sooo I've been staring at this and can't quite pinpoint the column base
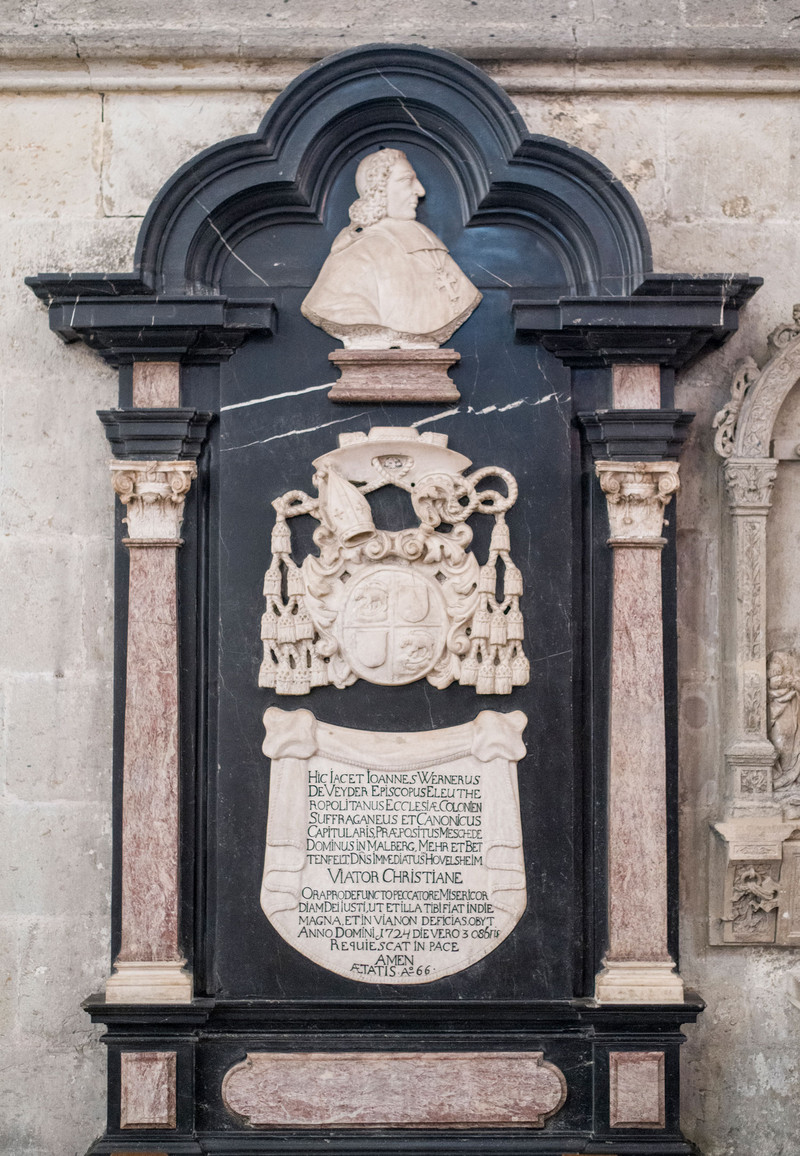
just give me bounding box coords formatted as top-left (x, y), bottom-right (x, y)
top-left (595, 959), bottom-right (684, 1004)
top-left (105, 959), bottom-right (193, 1004)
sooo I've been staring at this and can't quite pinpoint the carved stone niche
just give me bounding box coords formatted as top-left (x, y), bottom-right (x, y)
top-left (712, 307), bottom-right (800, 945)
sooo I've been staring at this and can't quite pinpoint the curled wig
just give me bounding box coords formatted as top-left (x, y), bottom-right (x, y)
top-left (348, 148), bottom-right (408, 229)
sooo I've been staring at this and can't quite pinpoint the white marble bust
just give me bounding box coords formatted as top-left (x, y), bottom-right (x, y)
top-left (301, 149), bottom-right (482, 350)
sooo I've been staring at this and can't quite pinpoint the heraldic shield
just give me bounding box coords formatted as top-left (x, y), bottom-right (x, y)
top-left (259, 426), bottom-right (529, 694)
top-left (342, 567), bottom-right (448, 683)
top-left (260, 707), bottom-right (528, 983)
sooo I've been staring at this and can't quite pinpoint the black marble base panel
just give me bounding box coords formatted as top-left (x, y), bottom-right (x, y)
top-left (84, 997), bottom-right (703, 1156)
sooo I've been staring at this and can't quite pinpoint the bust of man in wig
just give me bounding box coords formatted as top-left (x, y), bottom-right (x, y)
top-left (301, 148), bottom-right (482, 350)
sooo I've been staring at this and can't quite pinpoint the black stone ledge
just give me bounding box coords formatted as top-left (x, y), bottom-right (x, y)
top-left (22, 285), bottom-right (276, 366)
top-left (578, 990), bottom-right (705, 1030)
top-left (87, 1134), bottom-right (698, 1156)
top-left (26, 272), bottom-right (154, 299)
top-left (82, 995), bottom-right (704, 1035)
top-left (513, 274), bottom-right (762, 369)
top-left (87, 1141), bottom-right (202, 1156)
top-left (98, 408), bottom-right (215, 460)
top-left (82, 993), bottom-right (215, 1028)
top-left (577, 409), bottom-right (695, 461)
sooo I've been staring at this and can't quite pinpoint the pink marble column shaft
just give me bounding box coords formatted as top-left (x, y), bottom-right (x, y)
top-left (118, 545), bottom-right (181, 964)
top-left (608, 546), bottom-right (670, 962)
top-left (106, 459), bottom-right (196, 1003)
top-left (595, 459), bottom-right (684, 1004)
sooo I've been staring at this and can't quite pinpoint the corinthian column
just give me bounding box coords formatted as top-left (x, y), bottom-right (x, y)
top-left (105, 460), bottom-right (197, 1003)
top-left (595, 461), bottom-right (685, 1004)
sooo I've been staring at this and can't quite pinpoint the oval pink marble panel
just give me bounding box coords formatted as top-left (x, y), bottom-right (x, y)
top-left (222, 1050), bottom-right (566, 1128)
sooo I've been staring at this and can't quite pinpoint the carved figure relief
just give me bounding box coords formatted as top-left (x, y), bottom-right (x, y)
top-left (259, 427), bottom-right (529, 695)
top-left (768, 651), bottom-right (800, 791)
top-left (301, 149), bottom-right (482, 350)
top-left (729, 863), bottom-right (780, 941)
top-left (260, 707), bottom-right (528, 983)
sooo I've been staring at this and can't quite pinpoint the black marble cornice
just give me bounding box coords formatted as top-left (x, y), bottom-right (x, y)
top-left (513, 274), bottom-right (762, 368)
top-left (81, 994), bottom-right (703, 1034)
top-left (82, 994), bottom-right (215, 1028)
top-left (25, 272), bottom-right (152, 299)
top-left (578, 409), bottom-right (695, 461)
top-left (98, 408), bottom-right (214, 459)
top-left (22, 288), bottom-right (275, 366)
top-left (631, 273), bottom-right (761, 310)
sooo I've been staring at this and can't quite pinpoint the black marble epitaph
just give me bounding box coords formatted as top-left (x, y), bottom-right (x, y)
top-left (26, 43), bottom-right (759, 1156)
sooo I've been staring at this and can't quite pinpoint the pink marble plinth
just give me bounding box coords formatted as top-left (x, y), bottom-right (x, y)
top-left (609, 1051), bottom-right (665, 1128)
top-left (120, 1052), bottom-right (177, 1129)
top-left (222, 1051), bottom-right (567, 1128)
top-left (327, 348), bottom-right (461, 403)
top-left (612, 363), bottom-right (660, 409)
top-left (132, 361), bottom-right (180, 407)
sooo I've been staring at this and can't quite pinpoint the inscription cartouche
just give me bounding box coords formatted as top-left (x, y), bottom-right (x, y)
top-left (260, 708), bottom-right (528, 983)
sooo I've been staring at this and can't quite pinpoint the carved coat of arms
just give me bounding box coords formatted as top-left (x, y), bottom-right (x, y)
top-left (259, 427), bottom-right (529, 694)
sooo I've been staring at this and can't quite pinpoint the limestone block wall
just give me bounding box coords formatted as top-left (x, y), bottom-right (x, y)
top-left (1, 11), bottom-right (800, 1152)
top-left (2, 0), bottom-right (800, 61)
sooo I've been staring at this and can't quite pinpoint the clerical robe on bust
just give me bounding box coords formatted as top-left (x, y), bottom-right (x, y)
top-left (301, 148), bottom-right (482, 350)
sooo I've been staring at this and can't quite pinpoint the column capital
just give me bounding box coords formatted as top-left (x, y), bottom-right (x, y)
top-left (110, 459), bottom-right (197, 546)
top-left (596, 460), bottom-right (680, 546)
top-left (723, 457), bottom-right (778, 513)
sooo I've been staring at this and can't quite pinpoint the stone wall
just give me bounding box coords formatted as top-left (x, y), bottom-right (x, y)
top-left (2, 0), bottom-right (800, 60)
top-left (1, 13), bottom-right (799, 1154)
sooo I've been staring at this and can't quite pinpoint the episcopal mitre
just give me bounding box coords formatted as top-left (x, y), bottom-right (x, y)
top-left (301, 148), bottom-right (482, 350)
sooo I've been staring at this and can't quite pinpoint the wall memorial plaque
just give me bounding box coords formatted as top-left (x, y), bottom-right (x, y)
top-left (260, 707), bottom-right (527, 982)
top-left (26, 39), bottom-right (760, 1156)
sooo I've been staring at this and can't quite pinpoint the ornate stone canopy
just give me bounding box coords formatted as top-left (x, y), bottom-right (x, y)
top-left (712, 308), bottom-right (800, 946)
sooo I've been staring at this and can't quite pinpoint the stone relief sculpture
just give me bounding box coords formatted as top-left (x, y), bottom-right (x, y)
top-left (711, 307), bottom-right (800, 946)
top-left (768, 651), bottom-right (800, 791)
top-left (260, 707), bottom-right (528, 983)
top-left (301, 149), bottom-right (482, 350)
top-left (729, 863), bottom-right (780, 942)
top-left (259, 427), bottom-right (529, 695)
